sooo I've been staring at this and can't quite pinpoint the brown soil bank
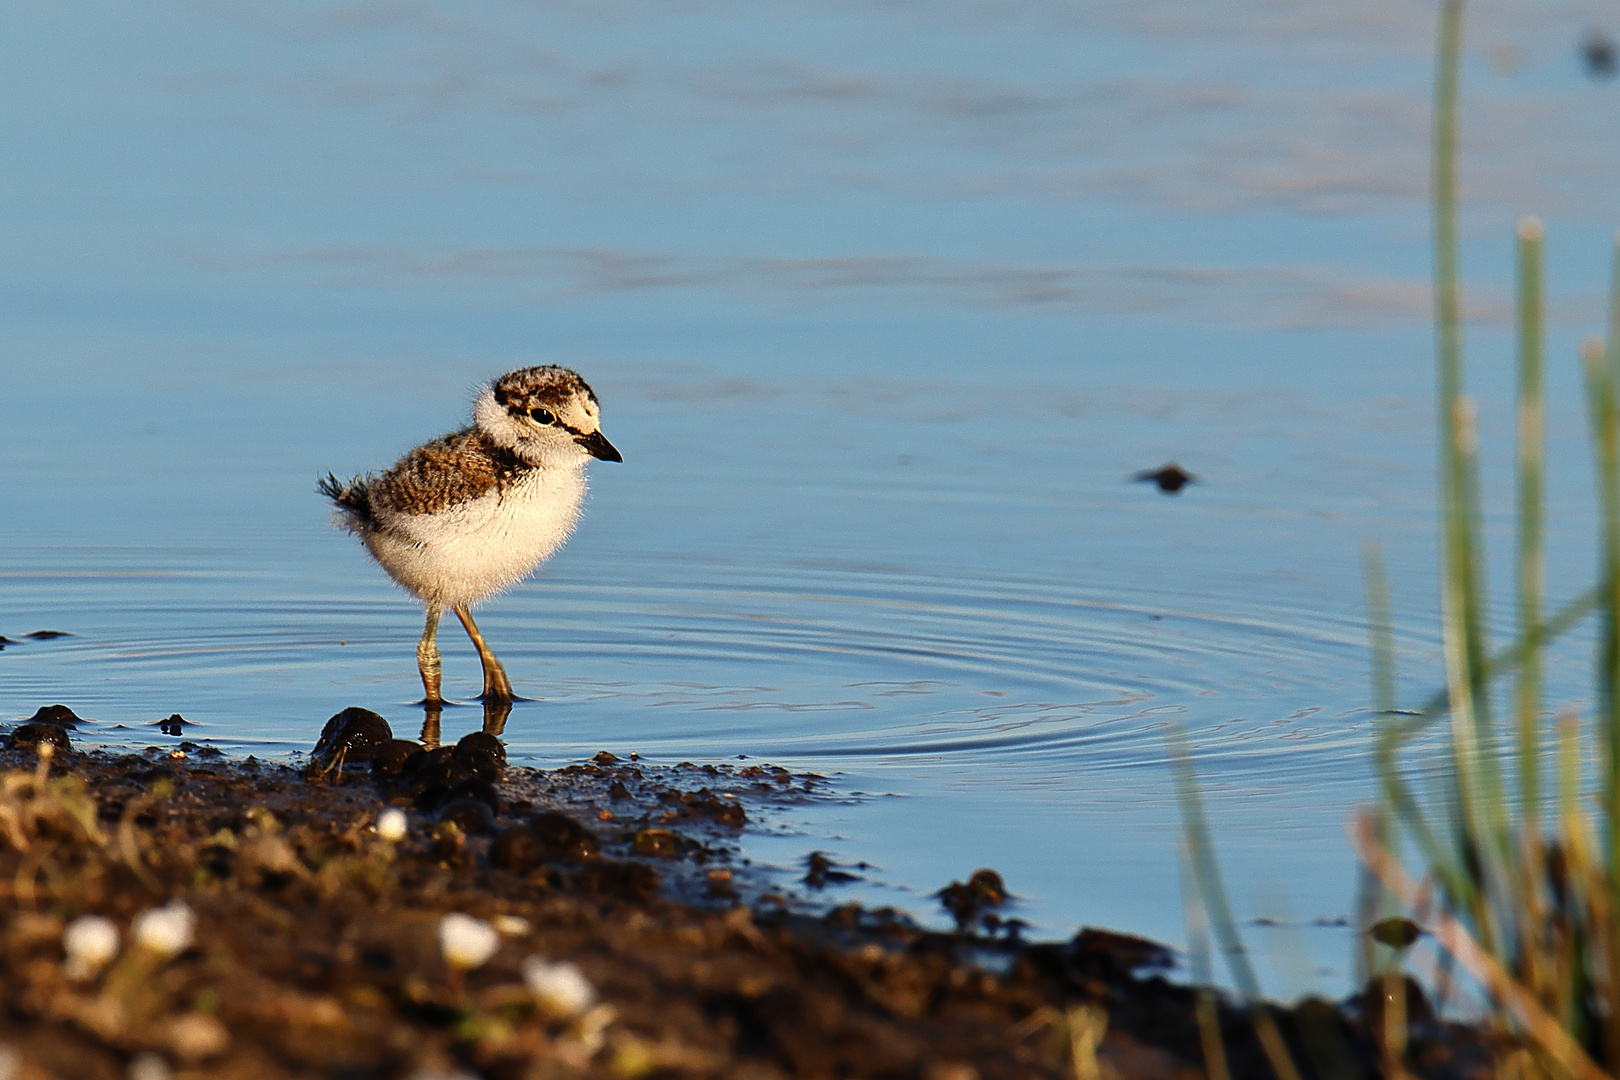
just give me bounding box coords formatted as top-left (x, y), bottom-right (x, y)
top-left (0, 705), bottom-right (1493, 1080)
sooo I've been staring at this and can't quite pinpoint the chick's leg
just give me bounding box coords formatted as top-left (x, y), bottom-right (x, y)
top-left (417, 604), bottom-right (445, 705)
top-left (453, 604), bottom-right (514, 702)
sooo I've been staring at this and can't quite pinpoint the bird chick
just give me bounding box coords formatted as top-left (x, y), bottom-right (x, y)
top-left (320, 366), bottom-right (622, 703)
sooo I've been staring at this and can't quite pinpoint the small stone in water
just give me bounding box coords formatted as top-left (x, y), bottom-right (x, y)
top-left (311, 707), bottom-right (392, 765)
top-left (25, 704), bottom-right (82, 728)
top-left (449, 741), bottom-right (502, 784)
top-left (937, 868), bottom-right (1009, 934)
top-left (438, 913), bottom-right (499, 971)
top-left (804, 851), bottom-right (861, 889)
top-left (455, 730), bottom-right (505, 764)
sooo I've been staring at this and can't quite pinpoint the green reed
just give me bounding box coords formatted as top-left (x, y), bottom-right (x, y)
top-left (1170, 1), bottom-right (1620, 1074)
top-left (1361, 0), bottom-right (1620, 1072)
top-left (1517, 216), bottom-right (1545, 826)
top-left (1169, 725), bottom-right (1304, 1080)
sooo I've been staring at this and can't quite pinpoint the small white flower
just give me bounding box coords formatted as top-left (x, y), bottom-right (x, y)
top-left (491, 914), bottom-right (531, 937)
top-left (127, 1052), bottom-right (172, 1080)
top-left (63, 915), bottom-right (120, 978)
top-left (133, 901), bottom-right (196, 958)
top-left (438, 913), bottom-right (499, 971)
top-left (377, 807), bottom-right (408, 843)
top-left (522, 956), bottom-right (597, 1017)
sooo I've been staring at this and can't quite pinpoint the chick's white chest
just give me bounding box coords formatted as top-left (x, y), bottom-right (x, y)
top-left (366, 465), bottom-right (587, 608)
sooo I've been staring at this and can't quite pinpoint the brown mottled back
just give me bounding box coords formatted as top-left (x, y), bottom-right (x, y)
top-left (363, 428), bottom-right (533, 517)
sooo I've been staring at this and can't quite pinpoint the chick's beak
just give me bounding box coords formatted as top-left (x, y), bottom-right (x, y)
top-left (576, 430), bottom-right (623, 463)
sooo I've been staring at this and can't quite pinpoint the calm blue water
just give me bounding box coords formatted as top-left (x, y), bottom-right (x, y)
top-left (5, 0), bottom-right (1620, 1001)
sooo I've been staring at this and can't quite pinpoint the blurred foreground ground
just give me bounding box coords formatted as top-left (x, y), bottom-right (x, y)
top-left (0, 705), bottom-right (1495, 1080)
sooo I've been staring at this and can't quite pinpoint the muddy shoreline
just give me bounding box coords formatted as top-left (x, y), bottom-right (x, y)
top-left (0, 705), bottom-right (1494, 1080)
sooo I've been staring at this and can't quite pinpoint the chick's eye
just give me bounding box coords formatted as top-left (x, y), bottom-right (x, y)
top-left (529, 407), bottom-right (556, 425)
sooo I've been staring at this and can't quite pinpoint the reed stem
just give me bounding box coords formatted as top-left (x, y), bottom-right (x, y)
top-left (1433, 0), bottom-right (1489, 733)
top-left (1167, 726), bottom-right (1304, 1080)
top-left (1516, 217), bottom-right (1545, 826)
top-left (1583, 335), bottom-right (1620, 894)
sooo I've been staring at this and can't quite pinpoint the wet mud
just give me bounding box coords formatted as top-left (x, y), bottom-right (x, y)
top-left (0, 704), bottom-right (1500, 1080)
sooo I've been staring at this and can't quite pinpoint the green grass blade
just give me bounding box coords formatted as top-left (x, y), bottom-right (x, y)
top-left (1432, 0), bottom-right (1490, 729)
top-left (1406, 585), bottom-right (1599, 728)
top-left (1432, 0), bottom-right (1464, 438)
top-left (1179, 841), bottom-right (1217, 988)
top-left (1582, 335), bottom-right (1620, 886)
top-left (1517, 217), bottom-right (1546, 826)
top-left (1167, 725), bottom-right (1305, 1080)
top-left (1374, 582), bottom-right (1601, 921)
top-left (1167, 725), bottom-right (1266, 1001)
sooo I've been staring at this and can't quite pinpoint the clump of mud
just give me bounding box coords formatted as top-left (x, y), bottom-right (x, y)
top-left (0, 705), bottom-right (1497, 1080)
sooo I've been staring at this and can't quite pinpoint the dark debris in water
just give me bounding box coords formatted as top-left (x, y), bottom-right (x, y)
top-left (1131, 462), bottom-right (1199, 494)
top-left (1583, 29), bottom-right (1618, 80)
top-left (803, 851), bottom-right (864, 889)
top-left (24, 630), bottom-right (72, 640)
top-left (937, 868), bottom-right (1011, 935)
top-left (0, 703), bottom-right (1507, 1080)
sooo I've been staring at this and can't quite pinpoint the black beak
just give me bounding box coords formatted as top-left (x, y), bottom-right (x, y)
top-left (576, 430), bottom-right (623, 463)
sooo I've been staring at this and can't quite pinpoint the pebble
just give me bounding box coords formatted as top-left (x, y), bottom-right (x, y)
top-left (532, 812), bottom-right (601, 860)
top-left (8, 724), bottom-right (71, 753)
top-left (24, 704), bottom-right (83, 727)
top-left (311, 707), bottom-right (393, 765)
top-left (436, 797), bottom-right (495, 836)
top-left (632, 828), bottom-right (681, 859)
top-left (370, 739), bottom-right (423, 775)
